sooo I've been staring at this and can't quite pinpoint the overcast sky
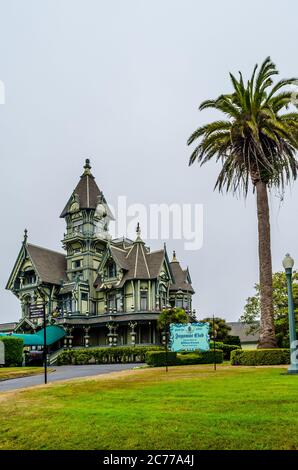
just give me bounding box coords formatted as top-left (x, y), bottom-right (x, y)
top-left (0, 0), bottom-right (297, 324)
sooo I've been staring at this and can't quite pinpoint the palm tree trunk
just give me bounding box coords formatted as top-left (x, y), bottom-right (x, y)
top-left (256, 181), bottom-right (277, 348)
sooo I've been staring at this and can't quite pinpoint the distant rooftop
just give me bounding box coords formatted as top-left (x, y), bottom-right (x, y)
top-left (227, 322), bottom-right (259, 343)
top-left (0, 322), bottom-right (17, 332)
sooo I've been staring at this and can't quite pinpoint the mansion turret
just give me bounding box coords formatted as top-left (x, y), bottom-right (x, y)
top-left (6, 159), bottom-right (195, 348)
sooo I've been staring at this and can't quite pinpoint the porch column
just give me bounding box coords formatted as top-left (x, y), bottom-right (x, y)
top-left (113, 324), bottom-right (118, 346)
top-left (84, 326), bottom-right (90, 348)
top-left (128, 321), bottom-right (137, 346)
top-left (107, 323), bottom-right (114, 346)
top-left (65, 327), bottom-right (74, 349)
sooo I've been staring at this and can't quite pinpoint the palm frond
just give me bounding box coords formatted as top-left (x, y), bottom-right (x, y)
top-left (188, 57), bottom-right (298, 196)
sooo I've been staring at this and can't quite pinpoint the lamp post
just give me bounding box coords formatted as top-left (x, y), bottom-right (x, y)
top-left (212, 315), bottom-right (217, 371)
top-left (282, 253), bottom-right (298, 374)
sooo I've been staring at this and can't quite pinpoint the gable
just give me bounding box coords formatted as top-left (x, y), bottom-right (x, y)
top-left (6, 244), bottom-right (30, 291)
top-left (6, 242), bottom-right (67, 291)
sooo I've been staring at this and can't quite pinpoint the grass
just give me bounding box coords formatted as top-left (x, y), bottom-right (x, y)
top-left (0, 367), bottom-right (46, 381)
top-left (0, 364), bottom-right (297, 450)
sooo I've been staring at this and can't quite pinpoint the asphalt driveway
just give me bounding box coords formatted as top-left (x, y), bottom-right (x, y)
top-left (0, 363), bottom-right (142, 392)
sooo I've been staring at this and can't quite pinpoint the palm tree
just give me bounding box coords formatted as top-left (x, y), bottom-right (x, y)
top-left (188, 57), bottom-right (298, 348)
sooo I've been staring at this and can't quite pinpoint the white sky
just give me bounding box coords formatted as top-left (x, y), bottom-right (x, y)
top-left (0, 0), bottom-right (297, 323)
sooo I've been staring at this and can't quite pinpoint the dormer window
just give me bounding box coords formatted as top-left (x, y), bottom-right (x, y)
top-left (23, 270), bottom-right (36, 286)
top-left (107, 262), bottom-right (117, 278)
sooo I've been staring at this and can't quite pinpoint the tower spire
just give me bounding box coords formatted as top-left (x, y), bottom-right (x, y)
top-left (83, 158), bottom-right (92, 175)
top-left (134, 222), bottom-right (144, 244)
top-left (23, 228), bottom-right (28, 244)
top-left (172, 250), bottom-right (178, 262)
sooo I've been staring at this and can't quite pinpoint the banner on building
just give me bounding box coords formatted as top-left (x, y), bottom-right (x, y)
top-left (169, 322), bottom-right (210, 352)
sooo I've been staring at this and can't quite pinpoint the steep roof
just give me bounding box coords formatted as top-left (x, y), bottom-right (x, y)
top-left (114, 244), bottom-right (165, 285)
top-left (60, 159), bottom-right (109, 218)
top-left (169, 258), bottom-right (194, 293)
top-left (27, 244), bottom-right (67, 285)
top-left (95, 233), bottom-right (168, 290)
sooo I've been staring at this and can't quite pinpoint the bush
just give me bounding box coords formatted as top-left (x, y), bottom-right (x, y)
top-left (57, 345), bottom-right (162, 365)
top-left (177, 349), bottom-right (223, 365)
top-left (145, 349), bottom-right (223, 367)
top-left (231, 348), bottom-right (290, 366)
top-left (145, 351), bottom-right (177, 367)
top-left (223, 335), bottom-right (241, 347)
top-left (0, 337), bottom-right (24, 366)
top-left (210, 341), bottom-right (241, 360)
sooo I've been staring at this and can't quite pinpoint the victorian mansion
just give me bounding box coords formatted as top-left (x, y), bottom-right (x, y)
top-left (5, 159), bottom-right (195, 348)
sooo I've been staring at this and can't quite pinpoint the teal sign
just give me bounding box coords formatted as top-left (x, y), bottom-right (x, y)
top-left (170, 322), bottom-right (210, 352)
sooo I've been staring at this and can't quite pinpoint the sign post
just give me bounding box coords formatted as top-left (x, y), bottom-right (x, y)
top-left (212, 315), bottom-right (217, 371)
top-left (29, 300), bottom-right (47, 384)
top-left (43, 301), bottom-right (47, 384)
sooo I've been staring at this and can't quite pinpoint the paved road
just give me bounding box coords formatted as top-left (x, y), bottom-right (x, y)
top-left (0, 363), bottom-right (142, 392)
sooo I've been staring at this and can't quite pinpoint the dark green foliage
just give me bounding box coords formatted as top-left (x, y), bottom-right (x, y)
top-left (231, 348), bottom-right (290, 366)
top-left (200, 317), bottom-right (231, 341)
top-left (177, 350), bottom-right (223, 365)
top-left (210, 341), bottom-right (241, 360)
top-left (188, 57), bottom-right (298, 195)
top-left (145, 351), bottom-right (178, 367)
top-left (57, 346), bottom-right (162, 365)
top-left (224, 336), bottom-right (241, 347)
top-left (157, 308), bottom-right (189, 331)
top-left (241, 271), bottom-right (298, 347)
top-left (0, 337), bottom-right (24, 366)
top-left (145, 349), bottom-right (223, 366)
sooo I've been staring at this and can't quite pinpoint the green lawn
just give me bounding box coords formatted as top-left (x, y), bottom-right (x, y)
top-left (0, 367), bottom-right (46, 381)
top-left (0, 364), bottom-right (297, 450)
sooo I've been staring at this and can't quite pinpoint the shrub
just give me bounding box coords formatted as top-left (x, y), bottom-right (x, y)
top-left (210, 341), bottom-right (241, 360)
top-left (223, 335), bottom-right (241, 347)
top-left (231, 348), bottom-right (290, 366)
top-left (145, 351), bottom-right (177, 367)
top-left (145, 349), bottom-right (223, 366)
top-left (57, 345), bottom-right (162, 365)
top-left (177, 349), bottom-right (223, 365)
top-left (0, 337), bottom-right (24, 366)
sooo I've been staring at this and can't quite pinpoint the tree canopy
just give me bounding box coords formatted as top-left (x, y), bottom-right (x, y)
top-left (200, 317), bottom-right (231, 341)
top-left (240, 271), bottom-right (298, 347)
top-left (157, 308), bottom-right (189, 330)
top-left (188, 56), bottom-right (298, 196)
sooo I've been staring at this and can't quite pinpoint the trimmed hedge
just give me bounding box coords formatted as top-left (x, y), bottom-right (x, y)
top-left (210, 341), bottom-right (241, 360)
top-left (145, 349), bottom-right (223, 367)
top-left (231, 348), bottom-right (290, 366)
top-left (178, 349), bottom-right (223, 365)
top-left (0, 337), bottom-right (24, 366)
top-left (145, 351), bottom-right (178, 367)
top-left (57, 346), bottom-right (163, 365)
